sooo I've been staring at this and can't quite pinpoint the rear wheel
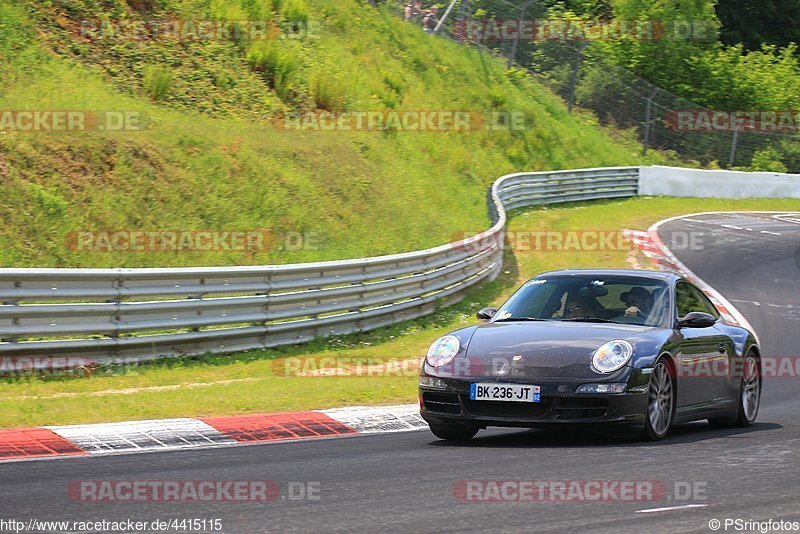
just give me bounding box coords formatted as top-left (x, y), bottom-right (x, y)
top-left (640, 359), bottom-right (675, 441)
top-left (709, 351), bottom-right (761, 428)
top-left (429, 424), bottom-right (478, 442)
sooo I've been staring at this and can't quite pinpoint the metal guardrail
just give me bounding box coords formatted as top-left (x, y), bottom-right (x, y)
top-left (0, 167), bottom-right (640, 366)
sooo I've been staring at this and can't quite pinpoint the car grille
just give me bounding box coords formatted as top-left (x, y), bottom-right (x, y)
top-left (553, 398), bottom-right (609, 420)
top-left (463, 398), bottom-right (553, 420)
top-left (422, 392), bottom-right (462, 415)
top-left (424, 394), bottom-right (610, 421)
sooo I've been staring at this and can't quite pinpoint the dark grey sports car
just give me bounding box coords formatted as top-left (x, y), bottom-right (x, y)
top-left (419, 270), bottom-right (761, 441)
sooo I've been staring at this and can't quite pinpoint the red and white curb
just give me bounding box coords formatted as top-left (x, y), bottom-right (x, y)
top-left (0, 405), bottom-right (425, 463)
top-left (624, 213), bottom-right (759, 342)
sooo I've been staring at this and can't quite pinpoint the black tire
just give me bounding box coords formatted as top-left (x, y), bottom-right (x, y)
top-left (709, 351), bottom-right (761, 428)
top-left (640, 358), bottom-right (675, 441)
top-left (429, 424), bottom-right (478, 442)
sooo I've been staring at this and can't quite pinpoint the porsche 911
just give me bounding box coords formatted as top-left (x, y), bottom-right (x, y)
top-left (419, 270), bottom-right (761, 441)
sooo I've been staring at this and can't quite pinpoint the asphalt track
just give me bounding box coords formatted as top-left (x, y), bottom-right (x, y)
top-left (1, 212), bottom-right (799, 534)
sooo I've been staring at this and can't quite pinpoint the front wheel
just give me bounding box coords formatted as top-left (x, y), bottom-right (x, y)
top-left (640, 359), bottom-right (675, 441)
top-left (429, 424), bottom-right (478, 442)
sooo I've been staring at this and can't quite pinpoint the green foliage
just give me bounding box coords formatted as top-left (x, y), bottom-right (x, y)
top-left (208, 0), bottom-right (274, 20)
top-left (308, 66), bottom-right (348, 112)
top-left (476, 0), bottom-right (800, 168)
top-left (750, 146), bottom-right (789, 173)
top-left (716, 0), bottom-right (800, 50)
top-left (678, 44), bottom-right (800, 110)
top-left (280, 0), bottom-right (309, 25)
top-left (247, 39), bottom-right (305, 101)
top-left (597, 0), bottom-right (720, 88)
top-left (142, 65), bottom-right (173, 101)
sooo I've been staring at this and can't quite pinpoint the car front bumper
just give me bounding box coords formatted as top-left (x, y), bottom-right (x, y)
top-left (419, 378), bottom-right (648, 429)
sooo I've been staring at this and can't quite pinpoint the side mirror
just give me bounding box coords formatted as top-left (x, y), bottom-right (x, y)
top-left (476, 307), bottom-right (497, 322)
top-left (677, 311), bottom-right (717, 329)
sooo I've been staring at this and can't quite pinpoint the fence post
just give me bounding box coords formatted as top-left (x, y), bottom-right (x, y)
top-left (458, 0), bottom-right (470, 24)
top-left (567, 42), bottom-right (588, 113)
top-left (728, 128), bottom-right (740, 168)
top-left (453, 0), bottom-right (470, 41)
top-left (642, 88), bottom-right (659, 156)
top-left (433, 0), bottom-right (459, 34)
top-left (508, 0), bottom-right (536, 68)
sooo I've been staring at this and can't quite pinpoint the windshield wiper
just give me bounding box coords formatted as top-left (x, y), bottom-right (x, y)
top-left (493, 317), bottom-right (549, 322)
top-left (560, 318), bottom-right (615, 323)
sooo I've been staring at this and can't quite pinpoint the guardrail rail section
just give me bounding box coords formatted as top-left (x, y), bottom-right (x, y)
top-left (0, 167), bottom-right (645, 366)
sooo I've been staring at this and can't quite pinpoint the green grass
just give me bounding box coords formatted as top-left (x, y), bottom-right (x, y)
top-left (3, 196), bottom-right (799, 428)
top-left (0, 0), bottom-right (673, 268)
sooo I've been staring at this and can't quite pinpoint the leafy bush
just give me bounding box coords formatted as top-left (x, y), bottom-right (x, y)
top-left (247, 39), bottom-right (305, 100)
top-left (280, 0), bottom-right (309, 26)
top-left (309, 69), bottom-right (348, 112)
top-left (750, 146), bottom-right (789, 173)
top-left (142, 65), bottom-right (173, 101)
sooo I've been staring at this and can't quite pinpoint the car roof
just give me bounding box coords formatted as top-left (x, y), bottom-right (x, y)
top-left (534, 269), bottom-right (681, 283)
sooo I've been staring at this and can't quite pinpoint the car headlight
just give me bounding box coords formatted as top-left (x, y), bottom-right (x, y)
top-left (592, 340), bottom-right (633, 374)
top-left (426, 335), bottom-right (460, 367)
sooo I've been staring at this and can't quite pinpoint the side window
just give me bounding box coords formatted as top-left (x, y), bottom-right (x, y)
top-left (675, 282), bottom-right (720, 319)
top-left (690, 286), bottom-right (721, 319)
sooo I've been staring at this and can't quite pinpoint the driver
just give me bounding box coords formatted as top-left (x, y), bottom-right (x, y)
top-left (621, 287), bottom-right (653, 318)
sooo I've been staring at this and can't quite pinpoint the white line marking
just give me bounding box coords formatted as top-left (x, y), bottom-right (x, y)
top-left (730, 300), bottom-right (761, 307)
top-left (635, 504), bottom-right (709, 514)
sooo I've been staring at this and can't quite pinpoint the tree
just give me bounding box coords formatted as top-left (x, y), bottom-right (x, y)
top-left (716, 0), bottom-right (800, 49)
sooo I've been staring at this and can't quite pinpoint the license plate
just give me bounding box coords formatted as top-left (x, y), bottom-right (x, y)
top-left (470, 383), bottom-right (541, 403)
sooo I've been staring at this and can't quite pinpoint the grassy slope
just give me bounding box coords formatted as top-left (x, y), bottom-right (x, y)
top-left (4, 196), bottom-right (800, 428)
top-left (0, 0), bottom-right (662, 268)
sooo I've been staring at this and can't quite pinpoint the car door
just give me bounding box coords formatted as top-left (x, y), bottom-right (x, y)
top-left (674, 282), bottom-right (731, 410)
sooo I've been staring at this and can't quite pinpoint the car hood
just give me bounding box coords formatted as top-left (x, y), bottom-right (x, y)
top-left (454, 321), bottom-right (661, 380)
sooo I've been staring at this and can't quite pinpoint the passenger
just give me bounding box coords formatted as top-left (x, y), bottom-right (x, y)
top-left (563, 297), bottom-right (594, 320)
top-left (423, 6), bottom-right (439, 33)
top-left (405, 2), bottom-right (421, 22)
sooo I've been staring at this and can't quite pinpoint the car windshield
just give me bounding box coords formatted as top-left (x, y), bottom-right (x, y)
top-left (493, 276), bottom-right (670, 328)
